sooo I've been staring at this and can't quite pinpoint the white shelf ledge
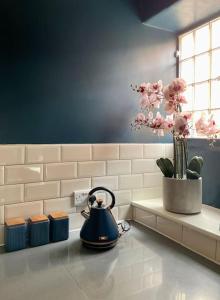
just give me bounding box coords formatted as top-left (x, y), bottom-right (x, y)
top-left (132, 198), bottom-right (220, 265)
top-left (132, 198), bottom-right (220, 240)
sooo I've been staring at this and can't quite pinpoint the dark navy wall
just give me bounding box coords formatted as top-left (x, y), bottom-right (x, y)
top-left (0, 0), bottom-right (176, 143)
top-left (188, 139), bottom-right (220, 208)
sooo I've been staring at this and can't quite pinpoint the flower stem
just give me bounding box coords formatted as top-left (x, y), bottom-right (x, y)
top-left (173, 135), bottom-right (177, 178)
top-left (183, 139), bottom-right (188, 171)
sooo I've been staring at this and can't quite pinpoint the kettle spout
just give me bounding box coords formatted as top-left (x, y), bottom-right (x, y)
top-left (81, 210), bottom-right (90, 219)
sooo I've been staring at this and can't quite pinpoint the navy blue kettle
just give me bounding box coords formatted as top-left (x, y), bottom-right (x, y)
top-left (80, 187), bottom-right (119, 249)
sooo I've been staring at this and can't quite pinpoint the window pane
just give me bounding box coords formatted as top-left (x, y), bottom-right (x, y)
top-left (180, 33), bottom-right (194, 59)
top-left (193, 110), bottom-right (207, 124)
top-left (180, 59), bottom-right (194, 84)
top-left (194, 82), bottom-right (209, 110)
top-left (211, 49), bottom-right (220, 78)
top-left (212, 109), bottom-right (220, 126)
top-left (211, 80), bottom-right (220, 108)
top-left (212, 19), bottom-right (220, 48)
top-left (182, 85), bottom-right (193, 111)
top-left (195, 25), bottom-right (210, 54)
top-left (195, 53), bottom-right (210, 82)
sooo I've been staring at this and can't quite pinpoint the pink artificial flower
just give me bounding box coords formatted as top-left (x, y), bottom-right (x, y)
top-left (195, 114), bottom-right (207, 135)
top-left (149, 80), bottom-right (163, 94)
top-left (174, 112), bottom-right (192, 137)
top-left (148, 93), bottom-right (161, 108)
top-left (206, 116), bottom-right (220, 135)
top-left (137, 82), bottom-right (149, 94)
top-left (139, 94), bottom-right (149, 109)
top-left (181, 112), bottom-right (192, 121)
top-left (163, 88), bottom-right (177, 115)
top-left (168, 78), bottom-right (187, 94)
top-left (148, 111), bottom-right (154, 120)
top-left (135, 113), bottom-right (146, 123)
top-left (134, 111), bottom-right (156, 129)
top-left (163, 116), bottom-right (174, 132)
top-left (150, 112), bottom-right (173, 136)
top-left (163, 81), bottom-right (188, 115)
top-left (195, 114), bottom-right (220, 137)
top-left (139, 91), bottom-right (162, 110)
top-left (134, 113), bottom-right (147, 128)
top-left (164, 100), bottom-right (177, 114)
top-left (176, 94), bottom-right (187, 104)
top-left (163, 86), bottom-right (175, 100)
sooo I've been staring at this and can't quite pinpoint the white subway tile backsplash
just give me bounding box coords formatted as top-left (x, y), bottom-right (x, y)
top-left (45, 162), bottom-right (77, 181)
top-left (0, 145), bottom-right (25, 165)
top-left (5, 165), bottom-right (43, 184)
top-left (119, 174), bottom-right (143, 190)
top-left (143, 144), bottom-right (165, 159)
top-left (26, 145), bottom-right (60, 163)
top-left (114, 190), bottom-right (132, 206)
top-left (92, 176), bottom-right (118, 190)
top-left (92, 144), bottom-right (119, 160)
top-left (0, 143), bottom-right (171, 234)
top-left (0, 206), bottom-right (4, 224)
top-left (44, 197), bottom-right (76, 215)
top-left (62, 144), bottom-right (91, 162)
top-left (0, 167), bottom-right (4, 185)
top-left (143, 173), bottom-right (162, 188)
top-left (107, 160), bottom-right (131, 175)
top-left (78, 161), bottom-right (105, 177)
top-left (165, 144), bottom-right (173, 158)
top-left (132, 187), bottom-right (162, 201)
top-left (0, 184), bottom-right (24, 205)
top-left (120, 144), bottom-right (143, 159)
top-left (132, 159), bottom-right (158, 174)
top-left (111, 207), bottom-right (118, 221)
top-left (25, 181), bottom-right (60, 201)
top-left (118, 205), bottom-right (132, 220)
top-left (61, 178), bottom-right (91, 197)
top-left (5, 201), bottom-right (43, 220)
top-left (69, 212), bottom-right (85, 230)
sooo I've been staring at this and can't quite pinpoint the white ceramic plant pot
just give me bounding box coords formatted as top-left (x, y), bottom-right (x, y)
top-left (163, 177), bottom-right (202, 214)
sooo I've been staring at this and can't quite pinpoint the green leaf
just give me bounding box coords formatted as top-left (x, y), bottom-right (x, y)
top-left (156, 158), bottom-right (174, 178)
top-left (186, 169), bottom-right (201, 180)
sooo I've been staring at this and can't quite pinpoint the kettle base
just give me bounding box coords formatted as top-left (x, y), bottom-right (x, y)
top-left (81, 238), bottom-right (118, 250)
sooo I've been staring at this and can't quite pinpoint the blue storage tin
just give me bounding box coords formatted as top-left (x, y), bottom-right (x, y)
top-left (5, 218), bottom-right (27, 252)
top-left (49, 212), bottom-right (69, 242)
top-left (29, 215), bottom-right (49, 247)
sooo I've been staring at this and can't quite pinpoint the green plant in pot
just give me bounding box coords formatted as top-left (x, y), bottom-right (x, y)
top-left (132, 78), bottom-right (220, 214)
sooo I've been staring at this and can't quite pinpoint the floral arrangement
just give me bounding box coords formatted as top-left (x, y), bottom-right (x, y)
top-left (132, 78), bottom-right (220, 179)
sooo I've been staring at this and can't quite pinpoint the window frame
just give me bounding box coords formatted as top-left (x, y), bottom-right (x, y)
top-left (178, 17), bottom-right (220, 135)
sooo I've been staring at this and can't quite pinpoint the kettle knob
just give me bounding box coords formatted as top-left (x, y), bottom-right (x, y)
top-left (96, 199), bottom-right (103, 208)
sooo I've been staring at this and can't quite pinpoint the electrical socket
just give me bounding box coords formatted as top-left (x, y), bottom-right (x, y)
top-left (74, 190), bottom-right (108, 207)
top-left (74, 190), bottom-right (89, 207)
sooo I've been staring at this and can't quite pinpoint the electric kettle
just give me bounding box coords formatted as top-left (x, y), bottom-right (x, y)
top-left (80, 187), bottom-right (119, 249)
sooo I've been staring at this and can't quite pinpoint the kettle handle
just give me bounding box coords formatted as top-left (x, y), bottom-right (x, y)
top-left (88, 186), bottom-right (115, 209)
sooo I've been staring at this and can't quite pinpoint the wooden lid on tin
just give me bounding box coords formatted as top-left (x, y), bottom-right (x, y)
top-left (5, 217), bottom-right (25, 227)
top-left (30, 214), bottom-right (48, 223)
top-left (49, 211), bottom-right (68, 220)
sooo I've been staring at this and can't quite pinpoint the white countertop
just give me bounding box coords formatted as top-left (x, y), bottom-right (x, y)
top-left (132, 198), bottom-right (220, 240)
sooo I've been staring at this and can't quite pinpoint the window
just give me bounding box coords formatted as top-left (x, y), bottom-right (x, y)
top-left (179, 17), bottom-right (220, 133)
